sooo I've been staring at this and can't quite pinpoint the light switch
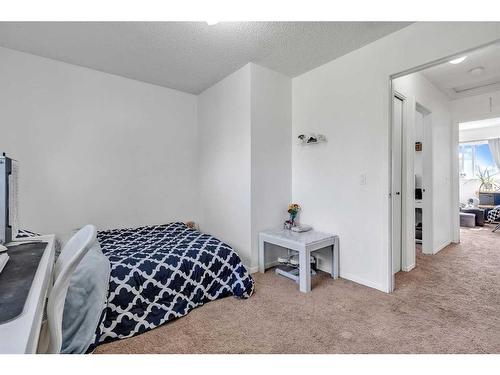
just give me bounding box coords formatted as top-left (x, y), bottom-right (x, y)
top-left (360, 174), bottom-right (367, 185)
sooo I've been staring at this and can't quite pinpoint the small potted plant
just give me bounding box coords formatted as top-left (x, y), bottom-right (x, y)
top-left (287, 203), bottom-right (301, 227)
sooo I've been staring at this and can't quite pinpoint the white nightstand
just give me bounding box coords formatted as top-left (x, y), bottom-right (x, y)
top-left (258, 229), bottom-right (339, 293)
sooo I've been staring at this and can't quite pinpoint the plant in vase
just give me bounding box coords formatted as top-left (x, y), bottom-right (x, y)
top-left (476, 167), bottom-right (500, 193)
top-left (287, 203), bottom-right (301, 227)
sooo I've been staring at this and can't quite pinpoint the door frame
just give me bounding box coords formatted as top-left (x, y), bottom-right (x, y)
top-left (392, 91), bottom-right (415, 274)
top-left (392, 92), bottom-right (405, 274)
top-left (387, 39), bottom-right (500, 293)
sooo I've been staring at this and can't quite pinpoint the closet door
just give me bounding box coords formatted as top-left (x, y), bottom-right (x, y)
top-left (392, 96), bottom-right (404, 274)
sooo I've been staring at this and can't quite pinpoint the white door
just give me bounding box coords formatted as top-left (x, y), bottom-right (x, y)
top-left (392, 96), bottom-right (403, 274)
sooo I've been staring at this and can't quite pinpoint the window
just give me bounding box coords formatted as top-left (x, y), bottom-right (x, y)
top-left (459, 141), bottom-right (499, 179)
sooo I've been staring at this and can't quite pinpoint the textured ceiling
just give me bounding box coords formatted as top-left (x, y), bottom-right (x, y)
top-left (0, 22), bottom-right (410, 94)
top-left (421, 41), bottom-right (500, 99)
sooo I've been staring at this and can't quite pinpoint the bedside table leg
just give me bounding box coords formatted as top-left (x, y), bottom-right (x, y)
top-left (299, 250), bottom-right (311, 293)
top-left (331, 237), bottom-right (339, 279)
top-left (258, 238), bottom-right (265, 273)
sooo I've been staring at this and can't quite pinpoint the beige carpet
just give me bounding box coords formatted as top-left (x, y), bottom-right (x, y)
top-left (95, 225), bottom-right (500, 354)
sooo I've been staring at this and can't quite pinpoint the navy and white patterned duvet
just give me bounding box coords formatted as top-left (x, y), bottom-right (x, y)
top-left (92, 222), bottom-right (254, 346)
top-left (488, 208), bottom-right (500, 222)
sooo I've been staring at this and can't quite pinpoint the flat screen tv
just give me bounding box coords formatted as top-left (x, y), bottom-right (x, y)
top-left (0, 154), bottom-right (18, 245)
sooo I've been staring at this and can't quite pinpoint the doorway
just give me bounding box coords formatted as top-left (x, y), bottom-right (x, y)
top-left (389, 40), bottom-right (500, 291)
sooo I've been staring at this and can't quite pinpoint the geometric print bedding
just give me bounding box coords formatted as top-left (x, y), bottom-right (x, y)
top-left (487, 208), bottom-right (500, 222)
top-left (92, 222), bottom-right (254, 347)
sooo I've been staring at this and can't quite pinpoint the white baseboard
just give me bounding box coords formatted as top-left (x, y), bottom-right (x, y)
top-left (339, 271), bottom-right (386, 293)
top-left (248, 260), bottom-right (279, 274)
top-left (402, 263), bottom-right (415, 272)
top-left (250, 262), bottom-right (387, 294)
top-left (433, 240), bottom-right (451, 255)
top-left (247, 265), bottom-right (259, 273)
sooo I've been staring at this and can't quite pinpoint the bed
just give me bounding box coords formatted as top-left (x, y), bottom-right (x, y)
top-left (88, 222), bottom-right (254, 348)
top-left (19, 222), bottom-right (254, 353)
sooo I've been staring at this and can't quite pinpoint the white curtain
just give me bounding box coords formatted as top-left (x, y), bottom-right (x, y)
top-left (489, 138), bottom-right (500, 170)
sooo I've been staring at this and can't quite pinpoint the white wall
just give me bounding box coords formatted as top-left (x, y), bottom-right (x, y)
top-left (292, 22), bottom-right (500, 292)
top-left (198, 65), bottom-right (252, 265)
top-left (452, 89), bottom-right (500, 123)
top-left (0, 47), bottom-right (199, 237)
top-left (1, 46), bottom-right (291, 270)
top-left (250, 64), bottom-right (292, 269)
top-left (459, 124), bottom-right (500, 142)
top-left (394, 72), bottom-right (453, 255)
top-left (198, 63), bottom-right (291, 270)
top-left (459, 180), bottom-right (481, 204)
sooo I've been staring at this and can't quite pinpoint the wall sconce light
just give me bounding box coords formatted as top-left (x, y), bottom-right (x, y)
top-left (298, 133), bottom-right (327, 145)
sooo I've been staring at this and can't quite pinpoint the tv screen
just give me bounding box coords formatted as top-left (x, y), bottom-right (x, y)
top-left (0, 154), bottom-right (19, 244)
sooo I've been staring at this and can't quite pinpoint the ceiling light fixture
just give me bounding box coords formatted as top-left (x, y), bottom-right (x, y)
top-left (449, 56), bottom-right (467, 64)
top-left (206, 20), bottom-right (219, 26)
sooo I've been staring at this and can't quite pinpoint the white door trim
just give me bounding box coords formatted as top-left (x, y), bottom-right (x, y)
top-left (401, 93), bottom-right (416, 272)
top-left (394, 91), bottom-right (417, 273)
top-left (387, 79), bottom-right (395, 293)
top-left (451, 120), bottom-right (461, 244)
top-left (392, 93), bottom-right (404, 274)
